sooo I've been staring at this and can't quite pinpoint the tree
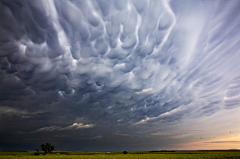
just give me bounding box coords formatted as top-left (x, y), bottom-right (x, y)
top-left (123, 151), bottom-right (128, 154)
top-left (40, 143), bottom-right (54, 154)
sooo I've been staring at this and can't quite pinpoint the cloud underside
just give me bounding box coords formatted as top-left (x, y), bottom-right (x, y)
top-left (0, 0), bottom-right (239, 129)
top-left (32, 123), bottom-right (95, 133)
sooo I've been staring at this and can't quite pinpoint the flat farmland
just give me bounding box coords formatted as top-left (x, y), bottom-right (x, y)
top-left (1, 150), bottom-right (240, 159)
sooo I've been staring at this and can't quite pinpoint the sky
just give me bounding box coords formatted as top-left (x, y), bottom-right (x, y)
top-left (0, 0), bottom-right (240, 151)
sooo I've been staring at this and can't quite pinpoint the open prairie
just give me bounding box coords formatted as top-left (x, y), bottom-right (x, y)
top-left (1, 150), bottom-right (240, 159)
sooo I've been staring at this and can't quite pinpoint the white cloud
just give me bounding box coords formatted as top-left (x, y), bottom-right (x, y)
top-left (31, 123), bottom-right (95, 133)
top-left (0, 106), bottom-right (43, 117)
top-left (0, 106), bottom-right (28, 115)
top-left (32, 125), bottom-right (61, 133)
top-left (60, 123), bottom-right (95, 130)
top-left (135, 88), bottom-right (153, 95)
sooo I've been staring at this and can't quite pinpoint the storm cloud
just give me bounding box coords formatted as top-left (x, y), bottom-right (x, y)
top-left (0, 0), bottom-right (240, 151)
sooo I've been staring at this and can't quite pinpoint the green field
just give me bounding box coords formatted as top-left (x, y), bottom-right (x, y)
top-left (1, 150), bottom-right (240, 159)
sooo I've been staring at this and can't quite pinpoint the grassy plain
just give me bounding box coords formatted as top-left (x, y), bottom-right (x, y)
top-left (0, 150), bottom-right (240, 159)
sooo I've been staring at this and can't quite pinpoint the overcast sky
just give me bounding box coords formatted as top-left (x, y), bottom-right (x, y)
top-left (0, 0), bottom-right (240, 151)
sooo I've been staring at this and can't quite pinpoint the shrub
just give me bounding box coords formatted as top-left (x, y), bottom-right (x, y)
top-left (123, 151), bottom-right (128, 154)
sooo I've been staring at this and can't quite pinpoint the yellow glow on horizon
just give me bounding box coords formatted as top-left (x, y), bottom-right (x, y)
top-left (176, 135), bottom-right (240, 150)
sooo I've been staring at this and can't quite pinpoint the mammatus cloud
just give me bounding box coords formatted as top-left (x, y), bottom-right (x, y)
top-left (0, 0), bottom-right (239, 125)
top-left (0, 0), bottom-right (240, 151)
top-left (31, 123), bottom-right (95, 133)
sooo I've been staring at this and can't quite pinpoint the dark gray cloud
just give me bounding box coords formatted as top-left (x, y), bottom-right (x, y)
top-left (0, 0), bottom-right (240, 151)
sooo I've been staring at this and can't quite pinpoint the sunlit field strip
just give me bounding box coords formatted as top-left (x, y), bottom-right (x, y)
top-left (1, 151), bottom-right (240, 159)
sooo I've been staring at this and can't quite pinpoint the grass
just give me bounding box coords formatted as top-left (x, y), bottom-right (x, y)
top-left (0, 150), bottom-right (240, 159)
